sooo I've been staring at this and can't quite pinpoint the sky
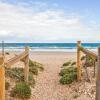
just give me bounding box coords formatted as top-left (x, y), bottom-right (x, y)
top-left (0, 0), bottom-right (100, 43)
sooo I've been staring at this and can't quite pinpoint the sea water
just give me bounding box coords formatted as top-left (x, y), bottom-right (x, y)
top-left (0, 43), bottom-right (99, 52)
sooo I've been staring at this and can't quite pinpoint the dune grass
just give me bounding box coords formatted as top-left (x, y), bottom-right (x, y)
top-left (5, 59), bottom-right (44, 99)
top-left (5, 60), bottom-right (44, 87)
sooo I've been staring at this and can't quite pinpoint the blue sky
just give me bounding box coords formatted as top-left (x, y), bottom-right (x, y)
top-left (2, 0), bottom-right (99, 13)
top-left (0, 0), bottom-right (100, 42)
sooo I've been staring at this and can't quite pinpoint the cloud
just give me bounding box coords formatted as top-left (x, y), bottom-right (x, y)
top-left (0, 1), bottom-right (99, 42)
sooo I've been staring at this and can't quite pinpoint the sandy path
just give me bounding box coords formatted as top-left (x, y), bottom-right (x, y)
top-left (5, 51), bottom-right (95, 100)
top-left (30, 52), bottom-right (76, 100)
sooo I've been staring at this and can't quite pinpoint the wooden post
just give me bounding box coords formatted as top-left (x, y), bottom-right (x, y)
top-left (0, 57), bottom-right (5, 100)
top-left (77, 41), bottom-right (81, 81)
top-left (96, 47), bottom-right (100, 100)
top-left (24, 47), bottom-right (29, 83)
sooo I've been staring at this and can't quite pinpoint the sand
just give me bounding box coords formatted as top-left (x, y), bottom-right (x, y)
top-left (30, 52), bottom-right (76, 100)
top-left (5, 51), bottom-right (96, 100)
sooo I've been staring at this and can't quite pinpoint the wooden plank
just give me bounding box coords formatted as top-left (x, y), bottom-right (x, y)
top-left (24, 47), bottom-right (29, 83)
top-left (79, 46), bottom-right (97, 60)
top-left (5, 51), bottom-right (28, 67)
top-left (96, 47), bottom-right (100, 100)
top-left (0, 57), bottom-right (5, 100)
top-left (77, 41), bottom-right (81, 81)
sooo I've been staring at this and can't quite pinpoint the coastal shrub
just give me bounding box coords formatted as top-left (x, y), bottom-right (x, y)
top-left (29, 60), bottom-right (44, 71)
top-left (29, 65), bottom-right (38, 75)
top-left (5, 67), bottom-right (24, 81)
top-left (81, 55), bottom-right (94, 67)
top-left (60, 62), bottom-right (77, 85)
top-left (10, 82), bottom-right (31, 99)
top-left (37, 65), bottom-right (44, 71)
top-left (62, 61), bottom-right (76, 68)
top-left (71, 61), bottom-right (76, 66)
top-left (60, 69), bottom-right (77, 84)
top-left (59, 67), bottom-right (77, 76)
top-left (60, 73), bottom-right (77, 84)
top-left (85, 56), bottom-right (94, 67)
top-left (5, 60), bottom-right (43, 87)
top-left (63, 61), bottom-right (71, 66)
top-left (29, 60), bottom-right (44, 75)
top-left (29, 59), bottom-right (35, 66)
top-left (28, 72), bottom-right (35, 87)
top-left (5, 67), bottom-right (35, 87)
top-left (5, 81), bottom-right (10, 90)
top-left (60, 74), bottom-right (72, 84)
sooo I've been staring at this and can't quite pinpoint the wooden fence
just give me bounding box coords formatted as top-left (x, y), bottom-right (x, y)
top-left (1, 42), bottom-right (100, 100)
top-left (0, 46), bottom-right (29, 100)
top-left (77, 41), bottom-right (100, 100)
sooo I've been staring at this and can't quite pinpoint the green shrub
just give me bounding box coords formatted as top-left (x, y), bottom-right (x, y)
top-left (30, 60), bottom-right (44, 71)
top-left (71, 62), bottom-right (76, 66)
top-left (28, 73), bottom-right (35, 87)
top-left (85, 56), bottom-right (94, 66)
top-left (11, 82), bottom-right (31, 99)
top-left (29, 60), bottom-right (44, 75)
top-left (59, 67), bottom-right (77, 76)
top-left (59, 67), bottom-right (77, 84)
top-left (29, 65), bottom-right (38, 75)
top-left (62, 61), bottom-right (76, 67)
top-left (60, 74), bottom-right (73, 84)
top-left (5, 67), bottom-right (35, 87)
top-left (81, 55), bottom-right (94, 67)
top-left (5, 60), bottom-right (43, 87)
top-left (29, 59), bottom-right (34, 66)
top-left (60, 71), bottom-right (77, 84)
top-left (5, 67), bottom-right (24, 81)
top-left (59, 68), bottom-right (68, 76)
top-left (5, 81), bottom-right (10, 90)
top-left (37, 65), bottom-right (44, 71)
top-left (63, 61), bottom-right (71, 66)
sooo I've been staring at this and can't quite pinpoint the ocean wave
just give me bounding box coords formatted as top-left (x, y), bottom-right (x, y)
top-left (0, 42), bottom-right (98, 52)
top-left (0, 47), bottom-right (97, 52)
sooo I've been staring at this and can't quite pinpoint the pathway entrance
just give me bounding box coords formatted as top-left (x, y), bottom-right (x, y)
top-left (31, 52), bottom-right (76, 100)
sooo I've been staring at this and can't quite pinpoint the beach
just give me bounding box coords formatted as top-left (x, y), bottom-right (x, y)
top-left (5, 51), bottom-right (95, 100)
top-left (0, 0), bottom-right (99, 99)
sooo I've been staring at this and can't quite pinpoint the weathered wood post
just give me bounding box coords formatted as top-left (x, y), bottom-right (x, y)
top-left (0, 57), bottom-right (5, 100)
top-left (96, 47), bottom-right (100, 100)
top-left (24, 46), bottom-right (29, 83)
top-left (77, 41), bottom-right (81, 81)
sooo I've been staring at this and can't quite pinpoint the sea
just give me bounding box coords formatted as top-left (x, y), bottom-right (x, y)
top-left (0, 43), bottom-right (100, 52)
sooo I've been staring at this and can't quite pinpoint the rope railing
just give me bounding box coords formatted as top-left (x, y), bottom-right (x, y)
top-left (5, 51), bottom-right (28, 67)
top-left (77, 41), bottom-right (100, 100)
top-left (79, 45), bottom-right (97, 60)
top-left (77, 41), bottom-right (97, 81)
top-left (0, 46), bottom-right (29, 100)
